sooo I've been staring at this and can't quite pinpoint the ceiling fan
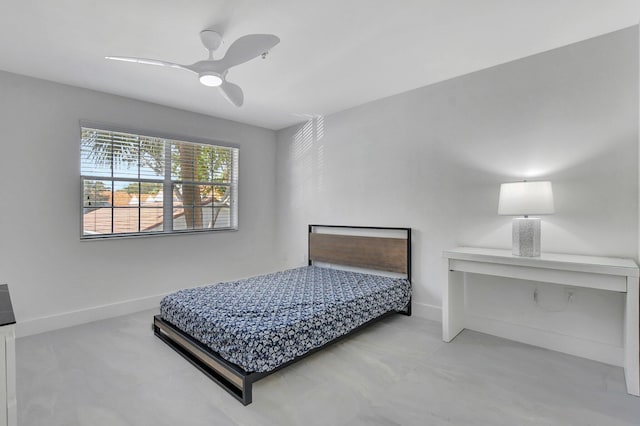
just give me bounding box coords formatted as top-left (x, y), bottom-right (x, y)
top-left (106, 30), bottom-right (280, 107)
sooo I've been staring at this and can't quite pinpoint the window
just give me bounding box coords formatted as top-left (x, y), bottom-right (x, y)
top-left (81, 126), bottom-right (238, 239)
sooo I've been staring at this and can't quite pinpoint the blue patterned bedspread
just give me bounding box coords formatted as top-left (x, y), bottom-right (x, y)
top-left (160, 266), bottom-right (411, 372)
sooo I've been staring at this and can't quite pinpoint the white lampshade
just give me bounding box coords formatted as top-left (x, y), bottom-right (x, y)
top-left (498, 181), bottom-right (554, 216)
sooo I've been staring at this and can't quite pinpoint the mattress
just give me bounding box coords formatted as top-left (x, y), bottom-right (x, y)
top-left (160, 265), bottom-right (411, 372)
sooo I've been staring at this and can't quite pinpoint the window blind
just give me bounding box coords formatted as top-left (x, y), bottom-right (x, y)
top-left (81, 127), bottom-right (238, 238)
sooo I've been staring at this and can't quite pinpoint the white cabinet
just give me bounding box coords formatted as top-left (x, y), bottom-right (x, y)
top-left (0, 285), bottom-right (16, 426)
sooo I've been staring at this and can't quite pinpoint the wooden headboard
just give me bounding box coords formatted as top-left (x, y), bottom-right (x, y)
top-left (308, 225), bottom-right (411, 280)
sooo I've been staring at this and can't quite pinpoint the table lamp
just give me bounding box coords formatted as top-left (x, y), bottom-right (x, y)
top-left (498, 181), bottom-right (554, 257)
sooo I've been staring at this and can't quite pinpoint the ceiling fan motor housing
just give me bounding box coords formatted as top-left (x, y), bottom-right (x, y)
top-left (200, 30), bottom-right (223, 52)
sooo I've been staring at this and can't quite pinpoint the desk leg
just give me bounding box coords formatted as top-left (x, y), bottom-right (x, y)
top-left (624, 276), bottom-right (639, 396)
top-left (443, 269), bottom-right (465, 342)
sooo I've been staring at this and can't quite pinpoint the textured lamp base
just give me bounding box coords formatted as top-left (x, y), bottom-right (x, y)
top-left (512, 217), bottom-right (540, 257)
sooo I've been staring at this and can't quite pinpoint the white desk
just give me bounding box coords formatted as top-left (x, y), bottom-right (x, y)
top-left (442, 247), bottom-right (639, 396)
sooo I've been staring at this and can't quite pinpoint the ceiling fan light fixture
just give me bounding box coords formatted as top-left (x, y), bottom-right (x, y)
top-left (199, 72), bottom-right (223, 87)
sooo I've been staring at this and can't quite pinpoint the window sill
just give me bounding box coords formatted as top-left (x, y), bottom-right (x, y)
top-left (80, 227), bottom-right (239, 241)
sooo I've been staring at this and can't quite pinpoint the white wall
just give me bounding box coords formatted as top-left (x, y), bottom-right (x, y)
top-left (276, 27), bottom-right (638, 364)
top-left (0, 71), bottom-right (278, 336)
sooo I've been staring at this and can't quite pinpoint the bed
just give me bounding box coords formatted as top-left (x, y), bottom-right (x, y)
top-left (153, 225), bottom-right (412, 405)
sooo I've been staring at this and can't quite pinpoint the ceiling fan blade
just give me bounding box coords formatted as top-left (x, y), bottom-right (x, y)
top-left (219, 80), bottom-right (244, 107)
top-left (219, 35), bottom-right (280, 69)
top-left (105, 56), bottom-right (192, 71)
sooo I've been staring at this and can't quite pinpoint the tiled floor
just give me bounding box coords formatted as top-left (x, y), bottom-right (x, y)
top-left (17, 310), bottom-right (640, 425)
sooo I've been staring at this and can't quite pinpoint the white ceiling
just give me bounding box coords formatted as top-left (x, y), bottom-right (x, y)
top-left (1, 1), bottom-right (639, 130)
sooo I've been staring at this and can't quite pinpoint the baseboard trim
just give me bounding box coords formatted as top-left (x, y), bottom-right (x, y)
top-left (16, 293), bottom-right (169, 338)
top-left (18, 298), bottom-right (445, 338)
top-left (412, 302), bottom-right (442, 322)
top-left (465, 313), bottom-right (623, 367)
top-left (18, 298), bottom-right (622, 368)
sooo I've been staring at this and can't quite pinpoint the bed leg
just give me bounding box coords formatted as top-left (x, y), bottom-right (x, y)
top-left (399, 297), bottom-right (412, 316)
top-left (241, 380), bottom-right (253, 405)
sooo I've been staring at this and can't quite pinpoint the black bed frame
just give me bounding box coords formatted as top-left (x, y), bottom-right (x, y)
top-left (153, 225), bottom-right (412, 405)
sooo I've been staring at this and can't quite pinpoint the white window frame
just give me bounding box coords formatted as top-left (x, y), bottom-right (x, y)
top-left (80, 122), bottom-right (239, 240)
